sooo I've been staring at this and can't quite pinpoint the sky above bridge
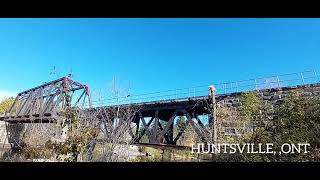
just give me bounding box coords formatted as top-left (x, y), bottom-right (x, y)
top-left (0, 18), bottom-right (320, 102)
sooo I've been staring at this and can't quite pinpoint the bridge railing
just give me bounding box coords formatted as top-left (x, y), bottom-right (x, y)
top-left (214, 70), bottom-right (318, 95)
top-left (83, 70), bottom-right (319, 107)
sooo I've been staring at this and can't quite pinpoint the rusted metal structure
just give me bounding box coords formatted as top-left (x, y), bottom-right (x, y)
top-left (1, 70), bottom-right (318, 149)
top-left (130, 96), bottom-right (213, 145)
top-left (0, 75), bottom-right (91, 123)
top-left (0, 76), bottom-right (215, 149)
top-left (88, 94), bottom-right (214, 148)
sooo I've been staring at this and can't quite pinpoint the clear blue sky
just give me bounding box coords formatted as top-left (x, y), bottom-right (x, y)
top-left (0, 18), bottom-right (320, 101)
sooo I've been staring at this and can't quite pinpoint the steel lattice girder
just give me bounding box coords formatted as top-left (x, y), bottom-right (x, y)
top-left (133, 108), bottom-right (212, 145)
top-left (2, 75), bottom-right (91, 123)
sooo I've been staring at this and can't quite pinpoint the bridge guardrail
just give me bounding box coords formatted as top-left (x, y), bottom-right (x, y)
top-left (79, 70), bottom-right (319, 107)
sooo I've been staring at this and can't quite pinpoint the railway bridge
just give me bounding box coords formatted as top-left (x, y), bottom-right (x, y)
top-left (0, 70), bottom-right (319, 149)
top-left (0, 75), bottom-right (216, 149)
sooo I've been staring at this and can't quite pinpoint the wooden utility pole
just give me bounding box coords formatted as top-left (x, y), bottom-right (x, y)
top-left (208, 85), bottom-right (217, 144)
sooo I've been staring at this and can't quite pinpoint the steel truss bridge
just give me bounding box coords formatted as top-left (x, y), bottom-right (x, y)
top-left (0, 70), bottom-right (319, 150)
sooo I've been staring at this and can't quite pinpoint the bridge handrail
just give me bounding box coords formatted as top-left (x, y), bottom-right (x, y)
top-left (77, 70), bottom-right (319, 107)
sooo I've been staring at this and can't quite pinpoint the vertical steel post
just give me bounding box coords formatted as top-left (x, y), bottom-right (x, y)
top-left (152, 111), bottom-right (159, 144)
top-left (208, 85), bottom-right (217, 144)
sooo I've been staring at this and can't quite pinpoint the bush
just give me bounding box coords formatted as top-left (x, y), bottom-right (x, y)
top-left (213, 92), bottom-right (320, 162)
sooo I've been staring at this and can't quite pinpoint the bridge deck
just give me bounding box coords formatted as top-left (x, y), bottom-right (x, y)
top-left (0, 95), bottom-right (211, 123)
top-left (90, 95), bottom-right (211, 122)
top-left (100, 95), bottom-right (209, 108)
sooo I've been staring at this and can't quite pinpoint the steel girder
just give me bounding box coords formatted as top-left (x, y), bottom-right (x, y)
top-left (133, 108), bottom-right (212, 146)
top-left (2, 75), bottom-right (91, 123)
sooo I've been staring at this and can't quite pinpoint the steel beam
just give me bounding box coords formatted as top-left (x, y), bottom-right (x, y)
top-left (1, 75), bottom-right (91, 124)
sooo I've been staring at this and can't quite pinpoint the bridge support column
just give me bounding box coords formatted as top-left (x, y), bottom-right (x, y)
top-left (151, 111), bottom-right (159, 144)
top-left (160, 114), bottom-right (175, 145)
top-left (6, 123), bottom-right (26, 150)
top-left (208, 85), bottom-right (217, 144)
top-left (168, 120), bottom-right (174, 144)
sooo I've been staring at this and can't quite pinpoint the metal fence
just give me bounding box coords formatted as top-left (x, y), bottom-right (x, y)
top-left (87, 70), bottom-right (319, 107)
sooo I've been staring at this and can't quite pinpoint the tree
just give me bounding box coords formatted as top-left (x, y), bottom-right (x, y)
top-left (45, 106), bottom-right (100, 162)
top-left (268, 93), bottom-right (319, 161)
top-left (239, 92), bottom-right (259, 122)
top-left (176, 116), bottom-right (187, 130)
top-left (212, 91), bottom-right (320, 162)
top-left (174, 116), bottom-right (187, 145)
top-left (0, 97), bottom-right (14, 114)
